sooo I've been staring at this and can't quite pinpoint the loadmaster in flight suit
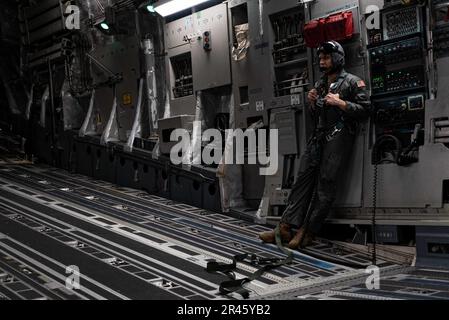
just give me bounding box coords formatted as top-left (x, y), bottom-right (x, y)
top-left (259, 40), bottom-right (372, 249)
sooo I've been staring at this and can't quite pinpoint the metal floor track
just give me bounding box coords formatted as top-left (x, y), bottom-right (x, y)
top-left (0, 164), bottom-right (444, 300)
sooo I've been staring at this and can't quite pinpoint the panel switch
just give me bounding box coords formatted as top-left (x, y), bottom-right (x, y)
top-left (203, 31), bottom-right (211, 51)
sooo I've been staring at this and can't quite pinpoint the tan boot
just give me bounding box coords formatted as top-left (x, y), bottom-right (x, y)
top-left (259, 223), bottom-right (292, 244)
top-left (288, 227), bottom-right (315, 249)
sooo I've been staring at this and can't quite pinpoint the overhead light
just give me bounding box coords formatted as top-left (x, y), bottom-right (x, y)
top-left (96, 6), bottom-right (116, 34)
top-left (100, 22), bottom-right (110, 30)
top-left (96, 21), bottom-right (112, 35)
top-left (154, 0), bottom-right (212, 17)
top-left (146, 5), bottom-right (156, 13)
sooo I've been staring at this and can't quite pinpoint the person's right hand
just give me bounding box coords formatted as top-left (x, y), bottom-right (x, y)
top-left (308, 89), bottom-right (318, 110)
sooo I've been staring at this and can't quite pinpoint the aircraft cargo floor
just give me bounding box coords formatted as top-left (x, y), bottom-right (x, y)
top-left (0, 163), bottom-right (447, 300)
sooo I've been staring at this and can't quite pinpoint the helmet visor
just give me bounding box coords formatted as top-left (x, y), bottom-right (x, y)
top-left (317, 42), bottom-right (339, 55)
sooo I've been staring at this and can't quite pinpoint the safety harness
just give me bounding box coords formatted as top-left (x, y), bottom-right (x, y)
top-left (315, 71), bottom-right (351, 142)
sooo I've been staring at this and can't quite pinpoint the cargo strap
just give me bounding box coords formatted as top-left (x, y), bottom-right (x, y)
top-left (206, 225), bottom-right (293, 299)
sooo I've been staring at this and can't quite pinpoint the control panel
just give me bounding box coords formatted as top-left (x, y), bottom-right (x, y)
top-left (165, 2), bottom-right (231, 110)
top-left (373, 94), bottom-right (425, 153)
top-left (383, 6), bottom-right (422, 41)
top-left (371, 66), bottom-right (425, 95)
top-left (374, 94), bottom-right (425, 126)
top-left (370, 36), bottom-right (425, 96)
top-left (368, 4), bottom-right (428, 162)
top-left (369, 37), bottom-right (423, 66)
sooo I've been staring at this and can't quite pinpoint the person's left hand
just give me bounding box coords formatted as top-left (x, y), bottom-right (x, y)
top-left (325, 93), bottom-right (347, 110)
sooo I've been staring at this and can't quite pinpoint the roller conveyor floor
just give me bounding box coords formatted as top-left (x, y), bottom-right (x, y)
top-left (0, 162), bottom-right (445, 300)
